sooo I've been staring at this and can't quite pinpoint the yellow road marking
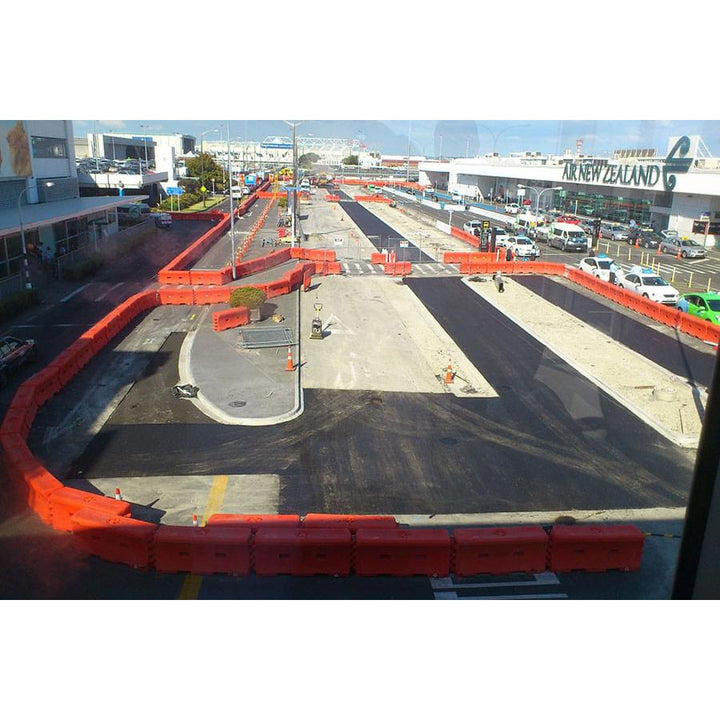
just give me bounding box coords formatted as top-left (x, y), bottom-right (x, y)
top-left (177, 475), bottom-right (229, 600)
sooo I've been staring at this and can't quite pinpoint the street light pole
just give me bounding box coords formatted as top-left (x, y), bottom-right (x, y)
top-left (518, 184), bottom-right (563, 235)
top-left (139, 124), bottom-right (150, 171)
top-left (17, 181), bottom-right (54, 290)
top-left (227, 121), bottom-right (237, 280)
top-left (478, 123), bottom-right (530, 154)
top-left (284, 121), bottom-right (303, 249)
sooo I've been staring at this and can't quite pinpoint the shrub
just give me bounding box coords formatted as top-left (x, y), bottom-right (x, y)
top-left (0, 288), bottom-right (39, 323)
top-left (229, 286), bottom-right (266, 309)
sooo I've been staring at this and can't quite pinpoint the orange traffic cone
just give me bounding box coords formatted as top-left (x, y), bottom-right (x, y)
top-left (445, 361), bottom-right (454, 384)
top-left (676, 247), bottom-right (681, 260)
top-left (115, 487), bottom-right (122, 501)
top-left (192, 514), bottom-right (199, 527)
top-left (656, 243), bottom-right (662, 255)
top-left (286, 347), bottom-right (294, 371)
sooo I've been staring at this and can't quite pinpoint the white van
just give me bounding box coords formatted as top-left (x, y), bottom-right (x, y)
top-left (463, 220), bottom-right (484, 236)
top-left (515, 212), bottom-right (542, 237)
top-left (547, 222), bottom-right (590, 252)
top-left (504, 203), bottom-right (520, 214)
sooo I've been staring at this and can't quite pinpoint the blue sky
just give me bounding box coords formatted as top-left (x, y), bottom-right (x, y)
top-left (73, 119), bottom-right (720, 157)
top-left (71, 119), bottom-right (720, 159)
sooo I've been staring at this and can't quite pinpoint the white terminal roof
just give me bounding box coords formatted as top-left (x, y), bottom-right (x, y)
top-left (0, 196), bottom-right (150, 236)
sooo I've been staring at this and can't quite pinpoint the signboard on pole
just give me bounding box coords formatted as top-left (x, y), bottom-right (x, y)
top-left (167, 186), bottom-right (184, 196)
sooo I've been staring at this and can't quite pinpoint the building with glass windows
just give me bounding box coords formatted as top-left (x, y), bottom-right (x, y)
top-left (418, 135), bottom-right (720, 244)
top-left (0, 120), bottom-right (147, 298)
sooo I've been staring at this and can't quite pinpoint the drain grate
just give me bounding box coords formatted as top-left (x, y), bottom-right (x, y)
top-left (228, 400), bottom-right (247, 408)
top-left (237, 327), bottom-right (295, 349)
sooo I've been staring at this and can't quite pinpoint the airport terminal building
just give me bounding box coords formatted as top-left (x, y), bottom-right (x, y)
top-left (419, 135), bottom-right (720, 245)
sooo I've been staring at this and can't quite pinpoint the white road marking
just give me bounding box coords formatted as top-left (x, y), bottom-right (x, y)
top-left (60, 283), bottom-right (92, 303)
top-left (94, 282), bottom-right (125, 302)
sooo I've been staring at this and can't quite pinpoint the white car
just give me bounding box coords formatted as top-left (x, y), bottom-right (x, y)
top-left (463, 220), bottom-right (483, 235)
top-left (509, 236), bottom-right (540, 259)
top-left (616, 266), bottom-right (680, 305)
top-left (504, 203), bottom-right (520, 214)
top-left (578, 255), bottom-right (616, 282)
top-left (493, 228), bottom-right (511, 247)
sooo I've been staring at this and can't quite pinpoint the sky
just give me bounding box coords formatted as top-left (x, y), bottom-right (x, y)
top-left (70, 119), bottom-right (720, 159)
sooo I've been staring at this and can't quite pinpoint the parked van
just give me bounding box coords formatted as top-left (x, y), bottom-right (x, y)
top-left (547, 222), bottom-right (590, 252)
top-left (463, 220), bottom-right (484, 236)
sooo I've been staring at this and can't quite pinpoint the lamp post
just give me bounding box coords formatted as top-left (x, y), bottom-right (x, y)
top-left (200, 128), bottom-right (219, 208)
top-left (17, 181), bottom-right (54, 290)
top-left (517, 184), bottom-right (563, 235)
top-left (226, 121), bottom-right (237, 280)
top-left (139, 124), bottom-right (150, 172)
top-left (284, 121), bottom-right (303, 248)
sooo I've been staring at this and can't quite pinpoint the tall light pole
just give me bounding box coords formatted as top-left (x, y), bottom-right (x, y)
top-left (517, 184), bottom-right (563, 232)
top-left (284, 121), bottom-right (303, 248)
top-left (200, 128), bottom-right (219, 208)
top-left (139, 124), bottom-right (150, 171)
top-left (227, 121), bottom-right (237, 280)
top-left (406, 120), bottom-right (412, 182)
top-left (17, 181), bottom-right (54, 290)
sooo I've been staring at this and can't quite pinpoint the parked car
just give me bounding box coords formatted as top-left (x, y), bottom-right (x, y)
top-left (504, 203), bottom-right (520, 215)
top-left (0, 336), bottom-right (38, 387)
top-left (660, 229), bottom-right (679, 241)
top-left (508, 235), bottom-right (540, 260)
top-left (629, 228), bottom-right (661, 249)
top-left (600, 223), bottom-right (629, 241)
top-left (616, 266), bottom-right (680, 305)
top-left (659, 236), bottom-right (707, 258)
top-left (463, 220), bottom-right (484, 236)
top-left (578, 255), bottom-right (617, 282)
top-left (677, 292), bottom-right (720, 324)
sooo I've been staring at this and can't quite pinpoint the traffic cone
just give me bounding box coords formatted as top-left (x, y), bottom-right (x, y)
top-left (114, 487), bottom-right (122, 501)
top-left (656, 243), bottom-right (662, 255)
top-left (286, 347), bottom-right (294, 371)
top-left (192, 514), bottom-right (199, 527)
top-left (676, 247), bottom-right (682, 260)
top-left (445, 361), bottom-right (454, 384)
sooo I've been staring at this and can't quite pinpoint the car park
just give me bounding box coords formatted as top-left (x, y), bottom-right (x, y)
top-left (677, 293), bottom-right (720, 324)
top-left (508, 235), bottom-right (540, 260)
top-left (504, 203), bottom-right (519, 214)
top-left (578, 255), bottom-right (616, 282)
top-left (629, 228), bottom-right (661, 249)
top-left (0, 335), bottom-right (38, 387)
top-left (616, 266), bottom-right (680, 305)
top-left (659, 236), bottom-right (707, 258)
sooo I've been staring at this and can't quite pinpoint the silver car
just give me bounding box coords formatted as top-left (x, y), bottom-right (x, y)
top-left (659, 237), bottom-right (707, 258)
top-left (600, 223), bottom-right (629, 241)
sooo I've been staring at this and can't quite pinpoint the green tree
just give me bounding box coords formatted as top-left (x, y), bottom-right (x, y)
top-left (342, 154), bottom-right (359, 166)
top-left (229, 286), bottom-right (266, 309)
top-left (185, 153), bottom-right (225, 193)
top-left (299, 152), bottom-right (320, 169)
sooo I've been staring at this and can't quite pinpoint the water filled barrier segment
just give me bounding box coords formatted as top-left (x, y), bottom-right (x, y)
top-left (0, 220), bottom-right (674, 578)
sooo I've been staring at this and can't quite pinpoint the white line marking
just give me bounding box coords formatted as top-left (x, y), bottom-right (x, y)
top-left (60, 283), bottom-right (92, 303)
top-left (94, 282), bottom-right (125, 302)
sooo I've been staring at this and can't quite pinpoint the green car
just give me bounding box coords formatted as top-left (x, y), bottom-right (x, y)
top-left (677, 292), bottom-right (720, 324)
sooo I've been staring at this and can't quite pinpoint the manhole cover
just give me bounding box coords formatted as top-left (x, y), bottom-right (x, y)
top-left (228, 400), bottom-right (247, 407)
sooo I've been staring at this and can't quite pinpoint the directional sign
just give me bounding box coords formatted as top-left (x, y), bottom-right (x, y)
top-left (167, 186), bottom-right (184, 196)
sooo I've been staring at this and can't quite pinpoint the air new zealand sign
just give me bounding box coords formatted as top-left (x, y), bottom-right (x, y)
top-left (561, 136), bottom-right (693, 191)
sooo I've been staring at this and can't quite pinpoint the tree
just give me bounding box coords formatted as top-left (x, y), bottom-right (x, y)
top-left (342, 154), bottom-right (359, 166)
top-left (185, 152), bottom-right (226, 192)
top-left (299, 152), bottom-right (320, 169)
top-left (229, 286), bottom-right (266, 310)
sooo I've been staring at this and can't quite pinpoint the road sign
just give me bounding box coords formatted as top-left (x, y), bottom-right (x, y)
top-left (399, 241), bottom-right (409, 248)
top-left (167, 186), bottom-right (184, 196)
top-left (200, 186), bottom-right (207, 194)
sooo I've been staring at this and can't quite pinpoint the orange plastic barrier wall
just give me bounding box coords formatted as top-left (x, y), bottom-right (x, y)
top-left (206, 514), bottom-right (302, 531)
top-left (354, 528), bottom-right (451, 577)
top-left (253, 527), bottom-right (353, 576)
top-left (548, 524), bottom-right (645, 572)
top-left (453, 526), bottom-right (549, 576)
top-left (450, 226), bottom-right (481, 249)
top-left (212, 307), bottom-right (250, 331)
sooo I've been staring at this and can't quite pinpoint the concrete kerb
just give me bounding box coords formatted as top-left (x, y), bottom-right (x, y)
top-left (461, 275), bottom-right (702, 448)
top-left (177, 292), bottom-right (304, 426)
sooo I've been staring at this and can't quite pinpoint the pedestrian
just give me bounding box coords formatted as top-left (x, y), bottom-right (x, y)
top-left (505, 246), bottom-right (513, 262)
